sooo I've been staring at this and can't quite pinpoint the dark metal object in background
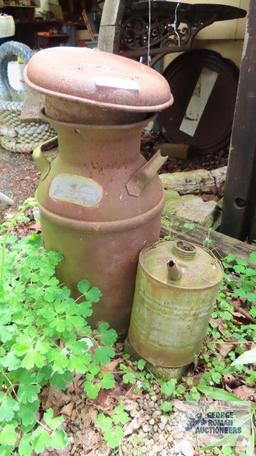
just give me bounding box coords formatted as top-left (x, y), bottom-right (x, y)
top-left (221, 0), bottom-right (256, 242)
top-left (158, 49), bottom-right (239, 154)
top-left (119, 1), bottom-right (246, 65)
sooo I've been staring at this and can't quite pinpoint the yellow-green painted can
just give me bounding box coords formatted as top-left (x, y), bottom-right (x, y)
top-left (128, 240), bottom-right (224, 368)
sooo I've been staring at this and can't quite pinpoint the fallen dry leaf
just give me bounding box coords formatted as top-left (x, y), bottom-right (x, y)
top-left (124, 411), bottom-right (146, 436)
top-left (41, 386), bottom-right (69, 412)
top-left (233, 302), bottom-right (256, 324)
top-left (77, 428), bottom-right (99, 448)
top-left (61, 402), bottom-right (74, 417)
top-left (124, 400), bottom-right (139, 413)
top-left (191, 373), bottom-right (203, 386)
top-left (217, 342), bottom-right (236, 357)
top-left (96, 389), bottom-right (115, 409)
top-left (173, 439), bottom-right (195, 456)
top-left (101, 357), bottom-right (122, 372)
top-left (80, 405), bottom-right (97, 427)
top-left (214, 318), bottom-right (226, 335)
top-left (233, 385), bottom-right (255, 401)
top-left (223, 374), bottom-right (242, 391)
top-left (173, 400), bottom-right (190, 413)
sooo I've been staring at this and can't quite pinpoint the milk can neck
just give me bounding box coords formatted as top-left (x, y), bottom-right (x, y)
top-left (43, 113), bottom-right (150, 164)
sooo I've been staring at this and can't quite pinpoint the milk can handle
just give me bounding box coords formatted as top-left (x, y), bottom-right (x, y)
top-left (126, 150), bottom-right (167, 197)
top-left (33, 136), bottom-right (58, 181)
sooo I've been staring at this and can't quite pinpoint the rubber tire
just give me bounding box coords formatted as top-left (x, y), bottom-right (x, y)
top-left (0, 40), bottom-right (32, 101)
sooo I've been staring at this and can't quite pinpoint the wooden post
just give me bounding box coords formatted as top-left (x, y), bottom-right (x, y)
top-left (161, 217), bottom-right (256, 260)
top-left (221, 0), bottom-right (256, 241)
top-left (97, 0), bottom-right (125, 53)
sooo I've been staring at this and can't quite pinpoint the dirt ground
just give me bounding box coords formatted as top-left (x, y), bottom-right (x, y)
top-left (0, 147), bottom-right (39, 213)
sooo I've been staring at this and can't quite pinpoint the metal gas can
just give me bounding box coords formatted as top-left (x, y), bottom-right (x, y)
top-left (128, 240), bottom-right (223, 367)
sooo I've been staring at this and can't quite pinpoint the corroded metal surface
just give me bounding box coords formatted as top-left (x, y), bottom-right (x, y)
top-left (128, 240), bottom-right (223, 367)
top-left (26, 46), bottom-right (173, 332)
top-left (24, 46), bottom-right (173, 120)
top-left (35, 115), bottom-right (165, 223)
top-left (34, 116), bottom-right (165, 332)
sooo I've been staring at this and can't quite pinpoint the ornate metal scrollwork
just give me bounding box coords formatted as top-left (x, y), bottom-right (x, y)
top-left (121, 12), bottom-right (191, 51)
top-left (118, 1), bottom-right (246, 66)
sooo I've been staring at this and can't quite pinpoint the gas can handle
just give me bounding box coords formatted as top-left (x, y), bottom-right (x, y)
top-left (33, 136), bottom-right (58, 181)
top-left (126, 150), bottom-right (167, 197)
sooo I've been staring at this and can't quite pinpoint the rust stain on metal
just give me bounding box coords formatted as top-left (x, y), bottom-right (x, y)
top-left (128, 240), bottom-right (223, 366)
top-left (26, 46), bottom-right (173, 332)
top-left (24, 46), bottom-right (173, 123)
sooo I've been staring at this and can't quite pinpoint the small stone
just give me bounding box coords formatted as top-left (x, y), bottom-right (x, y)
top-left (149, 418), bottom-right (155, 425)
top-left (61, 403), bottom-right (74, 417)
top-left (146, 439), bottom-right (154, 448)
top-left (159, 422), bottom-right (165, 431)
top-left (159, 434), bottom-right (166, 444)
top-left (148, 401), bottom-right (155, 408)
top-left (161, 450), bottom-right (168, 456)
top-left (173, 431), bottom-right (184, 439)
top-left (160, 416), bottom-right (168, 425)
top-left (153, 410), bottom-right (161, 418)
top-left (151, 395), bottom-right (157, 401)
top-left (142, 424), bottom-right (149, 433)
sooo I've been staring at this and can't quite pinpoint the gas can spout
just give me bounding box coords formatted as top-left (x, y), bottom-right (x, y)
top-left (167, 260), bottom-right (182, 281)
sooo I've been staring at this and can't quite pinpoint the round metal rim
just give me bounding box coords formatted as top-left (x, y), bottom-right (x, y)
top-left (40, 109), bottom-right (156, 130)
top-left (37, 194), bottom-right (165, 233)
top-left (128, 335), bottom-right (197, 368)
top-left (24, 67), bottom-right (174, 114)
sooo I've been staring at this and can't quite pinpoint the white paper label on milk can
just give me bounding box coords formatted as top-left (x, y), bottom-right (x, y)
top-left (49, 174), bottom-right (103, 207)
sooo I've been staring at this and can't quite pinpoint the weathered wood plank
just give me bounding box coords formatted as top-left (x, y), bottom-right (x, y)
top-left (221, 0), bottom-right (256, 241)
top-left (160, 166), bottom-right (227, 195)
top-left (98, 0), bottom-right (125, 53)
top-left (161, 216), bottom-right (256, 260)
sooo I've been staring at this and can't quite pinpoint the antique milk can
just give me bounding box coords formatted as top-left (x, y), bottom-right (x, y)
top-left (24, 47), bottom-right (173, 332)
top-left (128, 240), bottom-right (223, 368)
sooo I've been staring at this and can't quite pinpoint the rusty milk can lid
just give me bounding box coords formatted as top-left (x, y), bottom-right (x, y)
top-left (24, 47), bottom-right (173, 113)
top-left (140, 240), bottom-right (223, 289)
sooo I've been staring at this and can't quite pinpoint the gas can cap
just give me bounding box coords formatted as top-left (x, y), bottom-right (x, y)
top-left (24, 47), bottom-right (173, 113)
